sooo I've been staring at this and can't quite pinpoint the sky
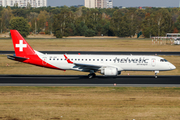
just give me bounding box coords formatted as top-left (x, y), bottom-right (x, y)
top-left (47, 0), bottom-right (180, 7)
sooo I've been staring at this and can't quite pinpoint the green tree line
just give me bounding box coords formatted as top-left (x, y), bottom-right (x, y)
top-left (1, 6), bottom-right (180, 38)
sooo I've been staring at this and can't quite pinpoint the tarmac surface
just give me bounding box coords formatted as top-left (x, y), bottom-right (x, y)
top-left (1, 51), bottom-right (180, 55)
top-left (0, 75), bottom-right (180, 87)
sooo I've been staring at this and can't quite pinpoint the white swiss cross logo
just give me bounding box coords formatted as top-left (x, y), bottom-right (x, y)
top-left (15, 40), bottom-right (27, 52)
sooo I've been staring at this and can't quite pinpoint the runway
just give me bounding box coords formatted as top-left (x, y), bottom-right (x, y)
top-left (1, 51), bottom-right (180, 55)
top-left (0, 75), bottom-right (180, 87)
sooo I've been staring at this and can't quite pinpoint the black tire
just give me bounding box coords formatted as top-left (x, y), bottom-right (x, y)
top-left (88, 73), bottom-right (96, 79)
top-left (93, 73), bottom-right (96, 78)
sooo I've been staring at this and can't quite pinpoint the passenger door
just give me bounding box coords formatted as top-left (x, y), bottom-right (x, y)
top-left (151, 58), bottom-right (156, 67)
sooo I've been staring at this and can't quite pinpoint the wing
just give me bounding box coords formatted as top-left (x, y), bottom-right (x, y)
top-left (64, 55), bottom-right (102, 70)
top-left (73, 63), bottom-right (102, 69)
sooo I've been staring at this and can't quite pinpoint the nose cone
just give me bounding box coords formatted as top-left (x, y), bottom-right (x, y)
top-left (169, 63), bottom-right (176, 70)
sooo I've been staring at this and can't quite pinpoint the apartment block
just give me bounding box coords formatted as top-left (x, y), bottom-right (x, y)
top-left (85, 0), bottom-right (113, 8)
top-left (0, 0), bottom-right (47, 7)
top-left (85, 0), bottom-right (95, 8)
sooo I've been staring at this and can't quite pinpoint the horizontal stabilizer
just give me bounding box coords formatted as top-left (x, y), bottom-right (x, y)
top-left (7, 55), bottom-right (29, 60)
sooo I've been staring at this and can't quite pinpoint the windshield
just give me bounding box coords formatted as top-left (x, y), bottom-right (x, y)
top-left (160, 59), bottom-right (168, 62)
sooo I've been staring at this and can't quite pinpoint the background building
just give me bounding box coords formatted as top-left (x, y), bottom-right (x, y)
top-left (85, 0), bottom-right (95, 8)
top-left (0, 0), bottom-right (47, 7)
top-left (85, 0), bottom-right (113, 8)
top-left (106, 0), bottom-right (113, 8)
top-left (96, 0), bottom-right (104, 8)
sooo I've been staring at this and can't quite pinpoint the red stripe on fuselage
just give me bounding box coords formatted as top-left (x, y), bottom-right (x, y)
top-left (64, 55), bottom-right (73, 64)
top-left (16, 55), bottom-right (65, 71)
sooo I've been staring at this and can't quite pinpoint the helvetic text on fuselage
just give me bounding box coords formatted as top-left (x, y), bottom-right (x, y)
top-left (114, 57), bottom-right (149, 65)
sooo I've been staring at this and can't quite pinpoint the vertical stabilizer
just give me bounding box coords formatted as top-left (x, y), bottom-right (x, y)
top-left (10, 30), bottom-right (36, 57)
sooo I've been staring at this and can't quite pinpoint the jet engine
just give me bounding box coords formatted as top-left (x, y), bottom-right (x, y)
top-left (101, 68), bottom-right (119, 76)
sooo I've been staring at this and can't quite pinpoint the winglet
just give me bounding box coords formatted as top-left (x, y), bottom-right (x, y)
top-left (64, 55), bottom-right (73, 64)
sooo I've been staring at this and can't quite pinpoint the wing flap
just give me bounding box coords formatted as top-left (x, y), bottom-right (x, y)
top-left (74, 63), bottom-right (102, 69)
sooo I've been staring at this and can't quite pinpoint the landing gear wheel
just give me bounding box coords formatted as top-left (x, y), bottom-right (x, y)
top-left (88, 73), bottom-right (96, 79)
top-left (154, 71), bottom-right (159, 79)
top-left (155, 75), bottom-right (157, 79)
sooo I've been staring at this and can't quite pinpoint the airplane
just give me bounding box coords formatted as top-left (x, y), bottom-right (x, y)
top-left (7, 30), bottom-right (176, 78)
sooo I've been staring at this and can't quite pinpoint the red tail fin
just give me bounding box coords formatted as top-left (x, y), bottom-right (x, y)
top-left (10, 30), bottom-right (35, 57)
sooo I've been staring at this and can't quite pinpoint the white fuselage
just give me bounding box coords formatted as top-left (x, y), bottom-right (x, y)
top-left (37, 53), bottom-right (176, 73)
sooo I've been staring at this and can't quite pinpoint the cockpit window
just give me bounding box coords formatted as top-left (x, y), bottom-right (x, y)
top-left (160, 59), bottom-right (168, 62)
top-left (164, 59), bottom-right (168, 62)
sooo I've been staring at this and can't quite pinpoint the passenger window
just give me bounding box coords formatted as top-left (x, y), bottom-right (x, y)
top-left (101, 59), bottom-right (103, 61)
top-left (82, 59), bottom-right (83, 61)
top-left (110, 59), bottom-right (111, 61)
top-left (106, 59), bottom-right (108, 61)
top-left (93, 59), bottom-right (95, 61)
top-left (78, 59), bottom-right (80, 61)
top-left (85, 59), bottom-right (87, 61)
top-left (75, 59), bottom-right (77, 61)
top-left (97, 59), bottom-right (99, 61)
top-left (89, 59), bottom-right (91, 61)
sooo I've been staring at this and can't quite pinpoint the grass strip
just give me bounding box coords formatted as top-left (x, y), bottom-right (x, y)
top-left (0, 87), bottom-right (180, 120)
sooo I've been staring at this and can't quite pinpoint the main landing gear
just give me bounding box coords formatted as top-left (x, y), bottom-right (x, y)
top-left (155, 71), bottom-right (159, 79)
top-left (88, 73), bottom-right (96, 79)
top-left (88, 70), bottom-right (96, 79)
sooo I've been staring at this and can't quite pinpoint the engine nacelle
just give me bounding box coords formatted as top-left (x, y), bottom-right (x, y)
top-left (101, 68), bottom-right (119, 76)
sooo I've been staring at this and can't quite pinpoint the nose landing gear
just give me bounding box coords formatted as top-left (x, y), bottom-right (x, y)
top-left (155, 71), bottom-right (159, 78)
